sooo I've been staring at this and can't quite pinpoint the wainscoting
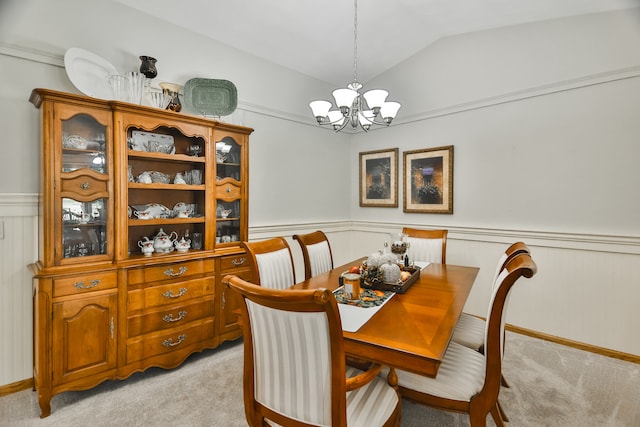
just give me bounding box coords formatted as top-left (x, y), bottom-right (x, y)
top-left (2, 193), bottom-right (638, 388)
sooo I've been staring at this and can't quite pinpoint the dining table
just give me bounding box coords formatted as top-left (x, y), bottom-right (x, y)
top-left (291, 257), bottom-right (479, 378)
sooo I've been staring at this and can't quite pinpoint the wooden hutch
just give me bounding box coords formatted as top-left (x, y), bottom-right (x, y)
top-left (29, 88), bottom-right (254, 417)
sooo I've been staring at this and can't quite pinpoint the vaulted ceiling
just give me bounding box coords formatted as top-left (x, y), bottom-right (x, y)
top-left (114, 0), bottom-right (639, 85)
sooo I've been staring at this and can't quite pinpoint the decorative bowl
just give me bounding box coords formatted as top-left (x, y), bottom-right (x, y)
top-left (149, 171), bottom-right (171, 184)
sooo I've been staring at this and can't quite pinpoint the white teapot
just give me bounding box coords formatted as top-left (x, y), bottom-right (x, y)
top-left (174, 237), bottom-right (191, 253)
top-left (153, 228), bottom-right (178, 253)
top-left (138, 237), bottom-right (154, 256)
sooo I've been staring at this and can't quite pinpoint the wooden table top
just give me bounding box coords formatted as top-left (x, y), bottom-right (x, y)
top-left (292, 258), bottom-right (479, 377)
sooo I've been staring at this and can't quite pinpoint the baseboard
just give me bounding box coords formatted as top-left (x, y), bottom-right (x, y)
top-left (506, 324), bottom-right (640, 365)
top-left (0, 378), bottom-right (33, 397)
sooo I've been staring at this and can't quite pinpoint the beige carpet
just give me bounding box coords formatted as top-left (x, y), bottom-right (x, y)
top-left (1, 332), bottom-right (639, 426)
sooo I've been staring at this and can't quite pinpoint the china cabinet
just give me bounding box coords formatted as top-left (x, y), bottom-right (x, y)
top-left (29, 88), bottom-right (253, 417)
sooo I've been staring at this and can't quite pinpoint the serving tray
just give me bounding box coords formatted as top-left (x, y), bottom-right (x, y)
top-left (361, 266), bottom-right (421, 294)
top-left (183, 78), bottom-right (237, 116)
top-left (339, 266), bottom-right (420, 294)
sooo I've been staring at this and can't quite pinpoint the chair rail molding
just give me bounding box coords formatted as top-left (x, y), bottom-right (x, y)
top-left (0, 193), bottom-right (39, 217)
top-left (351, 221), bottom-right (640, 255)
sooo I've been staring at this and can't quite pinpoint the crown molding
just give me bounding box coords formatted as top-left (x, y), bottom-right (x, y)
top-left (4, 41), bottom-right (638, 133)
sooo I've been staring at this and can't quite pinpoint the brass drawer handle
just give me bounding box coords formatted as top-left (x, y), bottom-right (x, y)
top-left (80, 182), bottom-right (90, 190)
top-left (73, 279), bottom-right (100, 290)
top-left (162, 334), bottom-right (186, 348)
top-left (162, 288), bottom-right (187, 299)
top-left (162, 310), bottom-right (187, 323)
top-left (164, 266), bottom-right (188, 277)
top-left (231, 257), bottom-right (246, 266)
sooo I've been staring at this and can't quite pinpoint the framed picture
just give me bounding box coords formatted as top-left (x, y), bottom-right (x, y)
top-left (403, 146), bottom-right (454, 214)
top-left (359, 148), bottom-right (398, 207)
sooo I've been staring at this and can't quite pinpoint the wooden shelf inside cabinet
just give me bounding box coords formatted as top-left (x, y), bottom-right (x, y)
top-left (129, 150), bottom-right (206, 163)
top-left (128, 183), bottom-right (205, 191)
top-left (128, 217), bottom-right (206, 226)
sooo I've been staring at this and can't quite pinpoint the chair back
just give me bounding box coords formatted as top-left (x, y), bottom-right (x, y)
top-left (293, 230), bottom-right (334, 280)
top-left (480, 253), bottom-right (537, 406)
top-left (224, 274), bottom-right (347, 426)
top-left (402, 227), bottom-right (448, 264)
top-left (491, 242), bottom-right (530, 290)
top-left (242, 237), bottom-right (295, 289)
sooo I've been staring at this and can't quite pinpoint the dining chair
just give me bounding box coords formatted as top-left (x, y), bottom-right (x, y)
top-left (292, 230), bottom-right (334, 280)
top-left (449, 242), bottom-right (530, 421)
top-left (386, 252), bottom-right (537, 427)
top-left (242, 237), bottom-right (296, 290)
top-left (224, 274), bottom-right (402, 427)
top-left (402, 227), bottom-right (448, 264)
top-left (451, 242), bottom-right (531, 353)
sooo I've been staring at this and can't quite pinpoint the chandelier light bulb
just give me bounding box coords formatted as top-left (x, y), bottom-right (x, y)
top-left (363, 89), bottom-right (388, 110)
top-left (327, 110), bottom-right (346, 128)
top-left (332, 88), bottom-right (359, 110)
top-left (380, 101), bottom-right (402, 122)
top-left (309, 100), bottom-right (332, 123)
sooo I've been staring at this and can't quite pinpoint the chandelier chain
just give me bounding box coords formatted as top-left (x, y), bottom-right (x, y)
top-left (353, 0), bottom-right (358, 84)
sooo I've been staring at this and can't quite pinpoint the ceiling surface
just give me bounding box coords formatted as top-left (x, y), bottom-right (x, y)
top-left (114, 0), bottom-right (639, 85)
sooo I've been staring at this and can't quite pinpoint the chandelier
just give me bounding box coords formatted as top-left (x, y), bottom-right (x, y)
top-left (309, 0), bottom-right (401, 132)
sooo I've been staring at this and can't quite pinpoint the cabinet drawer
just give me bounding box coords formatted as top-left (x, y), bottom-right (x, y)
top-left (216, 183), bottom-right (241, 200)
top-left (53, 271), bottom-right (117, 297)
top-left (127, 259), bottom-right (214, 285)
top-left (128, 298), bottom-right (214, 337)
top-left (60, 173), bottom-right (109, 199)
top-left (220, 253), bottom-right (253, 271)
top-left (126, 318), bottom-right (215, 363)
top-left (128, 276), bottom-right (215, 311)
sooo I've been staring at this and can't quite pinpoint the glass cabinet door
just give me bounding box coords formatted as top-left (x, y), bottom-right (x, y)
top-left (58, 112), bottom-right (111, 262)
top-left (215, 137), bottom-right (243, 245)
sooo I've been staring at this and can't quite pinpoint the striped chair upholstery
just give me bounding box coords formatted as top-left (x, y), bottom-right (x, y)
top-left (255, 248), bottom-right (295, 290)
top-left (306, 241), bottom-right (333, 277)
top-left (385, 253), bottom-right (537, 427)
top-left (225, 275), bottom-right (401, 427)
top-left (402, 228), bottom-right (447, 264)
top-left (293, 230), bottom-right (334, 280)
top-left (406, 236), bottom-right (445, 264)
top-left (452, 242), bottom-right (530, 352)
top-left (242, 237), bottom-right (296, 289)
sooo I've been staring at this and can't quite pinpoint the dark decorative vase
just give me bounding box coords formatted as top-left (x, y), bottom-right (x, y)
top-left (139, 56), bottom-right (158, 79)
top-left (159, 82), bottom-right (182, 112)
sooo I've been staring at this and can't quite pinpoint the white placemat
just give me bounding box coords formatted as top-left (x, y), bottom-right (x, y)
top-left (337, 291), bottom-right (396, 333)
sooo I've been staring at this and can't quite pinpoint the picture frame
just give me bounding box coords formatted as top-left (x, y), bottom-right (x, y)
top-left (403, 145), bottom-right (454, 214)
top-left (359, 148), bottom-right (398, 207)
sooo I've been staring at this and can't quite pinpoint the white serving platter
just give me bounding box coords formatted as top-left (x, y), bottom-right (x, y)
top-left (64, 47), bottom-right (118, 100)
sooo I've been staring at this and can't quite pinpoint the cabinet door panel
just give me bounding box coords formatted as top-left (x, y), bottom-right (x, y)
top-left (52, 293), bottom-right (117, 385)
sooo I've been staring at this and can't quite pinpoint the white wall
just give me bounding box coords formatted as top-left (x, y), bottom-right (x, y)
top-left (347, 8), bottom-right (640, 357)
top-left (1, 1), bottom-right (639, 387)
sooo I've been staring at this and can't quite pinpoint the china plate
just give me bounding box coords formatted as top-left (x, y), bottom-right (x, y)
top-left (64, 47), bottom-right (118, 99)
top-left (183, 78), bottom-right (237, 116)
